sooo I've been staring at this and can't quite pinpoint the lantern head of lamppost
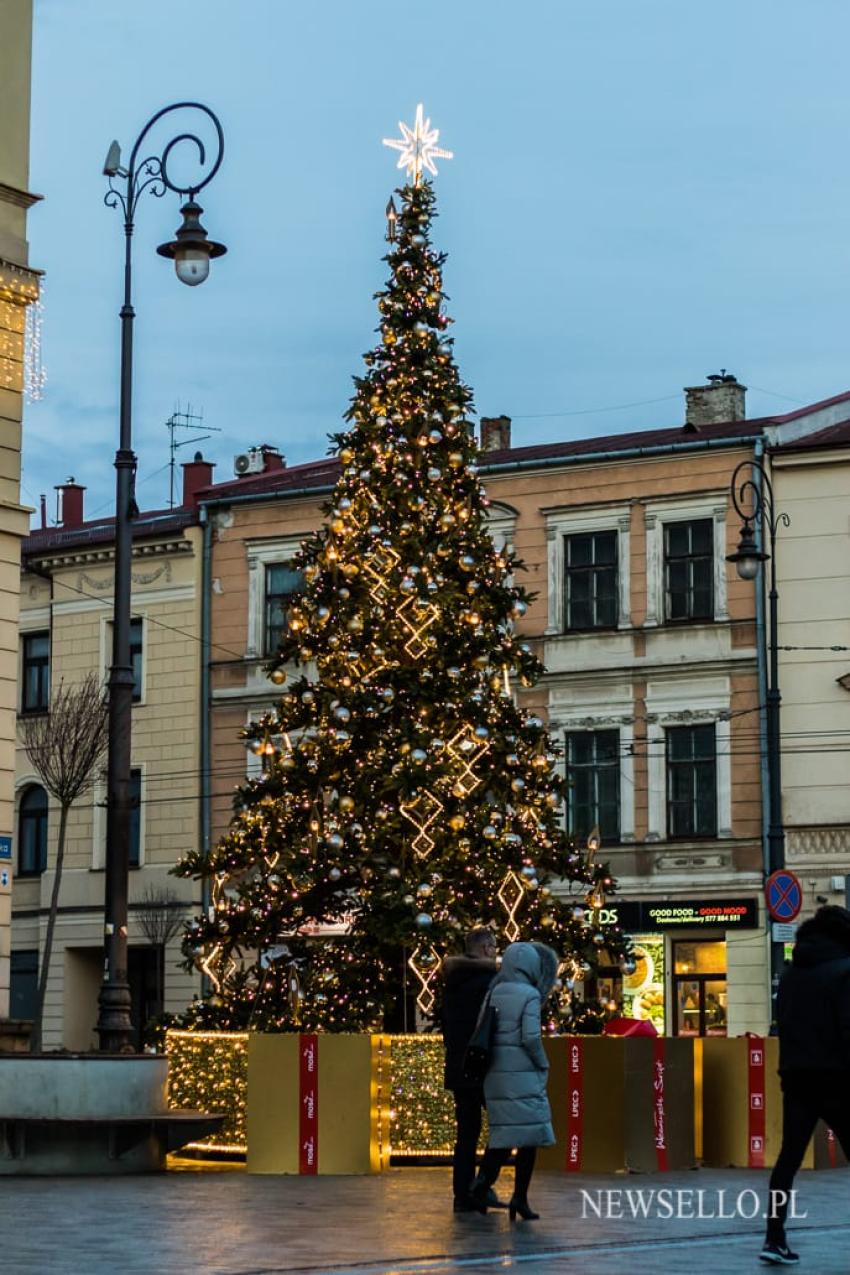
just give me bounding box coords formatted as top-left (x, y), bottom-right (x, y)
top-left (727, 518), bottom-right (768, 581)
top-left (156, 198), bottom-right (227, 287)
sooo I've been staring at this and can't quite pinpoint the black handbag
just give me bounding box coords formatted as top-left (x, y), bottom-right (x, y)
top-left (462, 993), bottom-right (498, 1084)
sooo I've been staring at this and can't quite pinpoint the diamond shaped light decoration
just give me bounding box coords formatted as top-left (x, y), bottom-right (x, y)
top-left (400, 789), bottom-right (445, 859)
top-left (407, 944), bottom-right (442, 1015)
top-left (498, 869), bottom-right (525, 943)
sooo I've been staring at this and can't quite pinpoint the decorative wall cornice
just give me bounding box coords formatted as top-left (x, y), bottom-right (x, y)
top-left (0, 181), bottom-right (43, 212)
top-left (30, 538), bottom-right (192, 574)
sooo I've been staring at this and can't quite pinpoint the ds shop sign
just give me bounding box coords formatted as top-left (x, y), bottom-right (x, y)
top-left (601, 897), bottom-right (759, 931)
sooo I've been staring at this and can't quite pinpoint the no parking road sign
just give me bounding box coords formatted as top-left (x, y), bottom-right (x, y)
top-left (765, 869), bottom-right (803, 923)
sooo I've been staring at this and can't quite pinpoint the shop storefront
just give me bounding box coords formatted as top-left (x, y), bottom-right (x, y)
top-left (596, 897), bottom-right (761, 1037)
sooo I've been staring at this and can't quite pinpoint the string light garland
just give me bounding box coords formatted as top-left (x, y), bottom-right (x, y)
top-left (166, 1029), bottom-right (249, 1153)
top-left (24, 291), bottom-right (46, 402)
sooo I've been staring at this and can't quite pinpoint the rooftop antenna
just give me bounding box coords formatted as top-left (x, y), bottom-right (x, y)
top-left (166, 403), bottom-right (220, 507)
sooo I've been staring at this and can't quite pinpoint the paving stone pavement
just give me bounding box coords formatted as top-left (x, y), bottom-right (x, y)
top-left (1, 1163), bottom-right (849, 1274)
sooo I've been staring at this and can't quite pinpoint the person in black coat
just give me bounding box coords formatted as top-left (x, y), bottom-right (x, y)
top-left (761, 905), bottom-right (850, 1266)
top-left (441, 927), bottom-right (500, 1212)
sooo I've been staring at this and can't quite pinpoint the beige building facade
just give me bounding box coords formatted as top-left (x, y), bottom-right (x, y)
top-left (11, 466), bottom-right (208, 1048)
top-left (772, 422), bottom-right (850, 916)
top-left (0, 0), bottom-right (40, 1022)
top-left (198, 377), bottom-right (849, 1039)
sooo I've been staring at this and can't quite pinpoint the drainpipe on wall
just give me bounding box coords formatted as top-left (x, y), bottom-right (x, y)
top-left (199, 505), bottom-right (212, 997)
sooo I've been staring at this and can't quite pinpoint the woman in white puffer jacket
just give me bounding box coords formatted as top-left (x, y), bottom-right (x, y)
top-left (471, 941), bottom-right (558, 1220)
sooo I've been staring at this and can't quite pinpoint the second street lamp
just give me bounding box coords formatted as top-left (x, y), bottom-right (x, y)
top-left (97, 102), bottom-right (226, 1052)
top-left (727, 458), bottom-right (790, 1023)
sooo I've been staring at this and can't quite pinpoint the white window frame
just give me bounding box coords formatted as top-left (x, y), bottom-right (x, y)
top-left (644, 494), bottom-right (729, 628)
top-left (544, 505), bottom-right (632, 636)
top-left (486, 501), bottom-right (518, 554)
top-left (246, 535), bottom-right (306, 661)
top-left (92, 763), bottom-right (146, 869)
top-left (547, 686), bottom-right (636, 844)
top-left (644, 677), bottom-right (732, 842)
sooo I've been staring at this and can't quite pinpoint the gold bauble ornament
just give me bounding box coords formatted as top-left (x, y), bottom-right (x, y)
top-left (448, 814), bottom-right (464, 831)
top-left (270, 668), bottom-right (287, 686)
top-left (447, 452), bottom-right (464, 469)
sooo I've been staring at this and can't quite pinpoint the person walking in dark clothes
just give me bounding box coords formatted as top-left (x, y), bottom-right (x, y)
top-left (441, 927), bottom-right (504, 1212)
top-left (761, 905), bottom-right (850, 1266)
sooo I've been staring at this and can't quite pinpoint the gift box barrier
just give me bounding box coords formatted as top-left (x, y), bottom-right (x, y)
top-left (538, 1036), bottom-right (696, 1174)
top-left (165, 1031), bottom-right (846, 1173)
top-left (700, 1036), bottom-right (848, 1171)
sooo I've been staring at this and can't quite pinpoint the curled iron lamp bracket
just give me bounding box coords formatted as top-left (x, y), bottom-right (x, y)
top-left (729, 459), bottom-right (791, 546)
top-left (104, 102), bottom-right (225, 227)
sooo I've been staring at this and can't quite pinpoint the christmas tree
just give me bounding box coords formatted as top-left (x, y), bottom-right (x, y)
top-left (176, 110), bottom-right (628, 1031)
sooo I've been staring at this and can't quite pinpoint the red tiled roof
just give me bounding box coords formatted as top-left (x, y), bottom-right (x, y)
top-left (475, 417), bottom-right (764, 467)
top-left (196, 456), bottom-right (339, 503)
top-left (195, 417), bottom-right (767, 505)
top-left (23, 506), bottom-right (198, 558)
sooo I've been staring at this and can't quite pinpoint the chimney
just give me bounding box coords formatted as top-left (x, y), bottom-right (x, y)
top-left (55, 478), bottom-right (85, 528)
top-left (259, 444), bottom-right (285, 472)
top-left (684, 371), bottom-right (746, 432)
top-left (39, 494), bottom-right (46, 530)
top-left (479, 415), bottom-right (512, 452)
top-left (182, 451), bottom-right (215, 506)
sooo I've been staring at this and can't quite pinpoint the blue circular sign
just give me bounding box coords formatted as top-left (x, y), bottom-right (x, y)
top-left (765, 870), bottom-right (803, 922)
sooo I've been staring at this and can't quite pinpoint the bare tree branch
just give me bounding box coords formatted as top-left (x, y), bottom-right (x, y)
top-left (21, 674), bottom-right (109, 1051)
top-left (137, 886), bottom-right (186, 950)
top-left (21, 673), bottom-right (109, 807)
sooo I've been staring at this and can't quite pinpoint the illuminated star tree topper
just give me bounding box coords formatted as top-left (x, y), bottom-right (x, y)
top-left (383, 103), bottom-right (453, 185)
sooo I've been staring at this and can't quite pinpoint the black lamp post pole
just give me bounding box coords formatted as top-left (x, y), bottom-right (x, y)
top-left (728, 459), bottom-right (790, 1024)
top-left (96, 103), bottom-right (225, 1052)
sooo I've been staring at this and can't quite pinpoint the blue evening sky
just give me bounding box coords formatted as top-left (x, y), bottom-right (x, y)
top-left (23, 0), bottom-right (850, 519)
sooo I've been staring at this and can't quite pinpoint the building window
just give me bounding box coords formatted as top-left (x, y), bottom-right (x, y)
top-left (21, 632), bottom-right (50, 713)
top-left (664, 519), bottom-right (714, 622)
top-left (666, 724), bottom-right (717, 838)
top-left (264, 563), bottom-right (303, 656)
top-left (565, 730), bottom-right (621, 843)
top-left (10, 950), bottom-right (39, 1020)
top-left (129, 768), bottom-right (142, 868)
top-left (106, 618), bottom-right (144, 701)
top-left (18, 785), bottom-right (48, 876)
top-left (130, 618), bottom-right (143, 701)
top-left (564, 531), bottom-right (618, 631)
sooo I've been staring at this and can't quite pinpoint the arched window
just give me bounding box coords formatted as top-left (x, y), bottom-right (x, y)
top-left (18, 785), bottom-right (48, 877)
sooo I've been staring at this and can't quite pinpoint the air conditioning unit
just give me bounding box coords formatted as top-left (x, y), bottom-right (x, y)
top-left (233, 448), bottom-right (265, 477)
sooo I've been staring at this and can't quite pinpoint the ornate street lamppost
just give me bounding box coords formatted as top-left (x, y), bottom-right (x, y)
top-left (97, 103), bottom-right (226, 1051)
top-left (727, 459), bottom-right (790, 1019)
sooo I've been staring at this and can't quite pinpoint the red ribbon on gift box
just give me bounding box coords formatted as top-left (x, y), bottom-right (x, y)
top-left (565, 1037), bottom-right (583, 1172)
top-left (827, 1126), bottom-right (838, 1169)
top-left (653, 1036), bottom-right (669, 1171)
top-left (299, 1033), bottom-right (319, 1174)
top-left (747, 1036), bottom-right (766, 1169)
